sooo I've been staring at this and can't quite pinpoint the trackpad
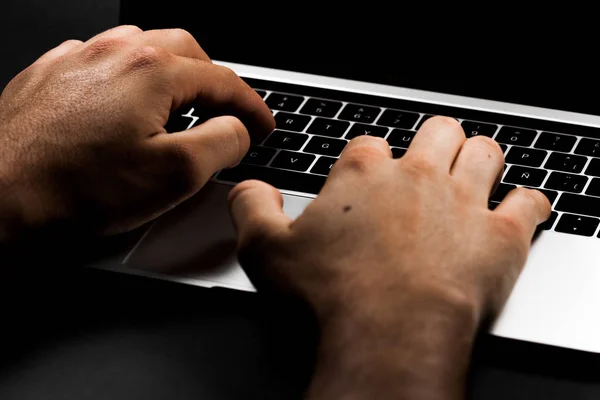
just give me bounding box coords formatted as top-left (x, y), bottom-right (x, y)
top-left (125, 183), bottom-right (313, 291)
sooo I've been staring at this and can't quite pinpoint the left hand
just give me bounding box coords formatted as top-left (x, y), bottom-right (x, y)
top-left (0, 25), bottom-right (274, 244)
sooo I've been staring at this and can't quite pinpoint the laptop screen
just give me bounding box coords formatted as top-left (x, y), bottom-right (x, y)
top-left (120, 4), bottom-right (598, 116)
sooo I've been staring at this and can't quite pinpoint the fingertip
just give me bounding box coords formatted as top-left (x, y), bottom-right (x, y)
top-left (213, 115), bottom-right (251, 166)
top-left (227, 180), bottom-right (257, 206)
top-left (228, 179), bottom-right (282, 208)
top-left (527, 188), bottom-right (552, 223)
top-left (227, 179), bottom-right (288, 242)
top-left (249, 92), bottom-right (276, 139)
top-left (420, 115), bottom-right (462, 132)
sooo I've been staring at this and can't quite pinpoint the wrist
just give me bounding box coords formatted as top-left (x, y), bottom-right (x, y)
top-left (308, 283), bottom-right (479, 400)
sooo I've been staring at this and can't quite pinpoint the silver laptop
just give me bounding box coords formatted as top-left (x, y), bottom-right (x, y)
top-left (91, 4), bottom-right (600, 354)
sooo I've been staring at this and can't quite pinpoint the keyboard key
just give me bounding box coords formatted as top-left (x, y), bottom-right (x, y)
top-left (555, 213), bottom-right (599, 237)
top-left (391, 147), bottom-right (406, 159)
top-left (274, 112), bottom-right (311, 132)
top-left (241, 146), bottom-right (276, 166)
top-left (538, 211), bottom-right (558, 230)
top-left (415, 114), bottom-right (434, 129)
top-left (490, 183), bottom-right (516, 202)
top-left (524, 188), bottom-right (559, 205)
top-left (505, 146), bottom-right (547, 167)
top-left (300, 98), bottom-right (343, 118)
top-left (503, 166), bottom-right (547, 187)
top-left (270, 150), bottom-right (316, 171)
top-left (488, 201), bottom-right (500, 210)
top-left (500, 144), bottom-right (508, 153)
top-left (545, 172), bottom-right (587, 193)
top-left (263, 130), bottom-right (309, 151)
top-left (345, 123), bottom-right (389, 139)
top-left (304, 136), bottom-right (348, 157)
top-left (338, 104), bottom-right (381, 123)
top-left (265, 93), bottom-right (304, 112)
top-left (555, 193), bottom-right (600, 218)
top-left (387, 129), bottom-right (416, 148)
top-left (461, 120), bottom-right (498, 138)
top-left (585, 178), bottom-right (600, 197)
top-left (575, 138), bottom-right (600, 158)
top-left (534, 132), bottom-right (577, 152)
top-left (307, 117), bottom-right (350, 138)
top-left (255, 89), bottom-right (267, 98)
top-left (376, 109), bottom-right (420, 129)
top-left (584, 158), bottom-right (600, 177)
top-left (310, 156), bottom-right (337, 175)
top-left (218, 164), bottom-right (325, 195)
top-left (544, 152), bottom-right (588, 174)
top-left (165, 106), bottom-right (206, 132)
top-left (495, 126), bottom-right (537, 147)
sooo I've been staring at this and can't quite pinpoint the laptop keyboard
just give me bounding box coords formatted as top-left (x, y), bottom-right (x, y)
top-left (168, 77), bottom-right (600, 238)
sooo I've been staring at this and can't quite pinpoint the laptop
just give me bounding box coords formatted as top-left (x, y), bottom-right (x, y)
top-left (89, 3), bottom-right (600, 354)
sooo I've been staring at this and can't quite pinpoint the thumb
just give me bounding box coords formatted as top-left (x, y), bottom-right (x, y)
top-left (228, 180), bottom-right (292, 249)
top-left (165, 115), bottom-right (251, 184)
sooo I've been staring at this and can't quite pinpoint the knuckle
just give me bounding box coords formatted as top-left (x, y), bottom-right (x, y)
top-left (124, 45), bottom-right (169, 72)
top-left (116, 24), bottom-right (143, 35)
top-left (401, 153), bottom-right (437, 177)
top-left (339, 144), bottom-right (384, 173)
top-left (61, 39), bottom-right (83, 46)
top-left (83, 37), bottom-right (128, 59)
top-left (168, 28), bottom-right (196, 44)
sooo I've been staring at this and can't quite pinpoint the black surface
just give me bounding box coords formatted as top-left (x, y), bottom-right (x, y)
top-left (3, 1), bottom-right (600, 399)
top-left (120, 3), bottom-right (600, 117)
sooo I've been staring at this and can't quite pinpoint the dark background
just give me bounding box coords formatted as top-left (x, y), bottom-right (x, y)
top-left (2, 1), bottom-right (600, 399)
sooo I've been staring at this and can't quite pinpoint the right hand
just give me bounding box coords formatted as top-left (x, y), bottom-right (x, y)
top-left (228, 117), bottom-right (550, 399)
top-left (0, 25), bottom-right (274, 243)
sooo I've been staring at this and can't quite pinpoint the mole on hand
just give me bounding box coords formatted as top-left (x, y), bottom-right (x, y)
top-left (343, 205), bottom-right (352, 213)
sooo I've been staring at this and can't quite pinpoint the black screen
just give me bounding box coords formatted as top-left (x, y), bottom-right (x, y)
top-left (120, 3), bottom-right (600, 116)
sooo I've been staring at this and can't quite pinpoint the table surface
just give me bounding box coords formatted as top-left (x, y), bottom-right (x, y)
top-left (2, 1), bottom-right (600, 399)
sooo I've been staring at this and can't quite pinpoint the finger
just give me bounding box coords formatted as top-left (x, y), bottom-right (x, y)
top-left (167, 57), bottom-right (275, 138)
top-left (494, 187), bottom-right (552, 237)
top-left (33, 40), bottom-right (83, 65)
top-left (155, 115), bottom-right (250, 185)
top-left (451, 136), bottom-right (505, 203)
top-left (85, 25), bottom-right (143, 44)
top-left (133, 29), bottom-right (210, 62)
top-left (327, 135), bottom-right (392, 180)
top-left (228, 180), bottom-right (292, 249)
top-left (404, 116), bottom-right (466, 172)
top-left (342, 135), bottom-right (393, 158)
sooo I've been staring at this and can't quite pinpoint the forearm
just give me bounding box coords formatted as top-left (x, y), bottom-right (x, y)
top-left (307, 287), bottom-right (479, 400)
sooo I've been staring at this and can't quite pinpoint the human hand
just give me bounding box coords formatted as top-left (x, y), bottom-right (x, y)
top-left (228, 117), bottom-right (550, 399)
top-left (0, 25), bottom-right (274, 243)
